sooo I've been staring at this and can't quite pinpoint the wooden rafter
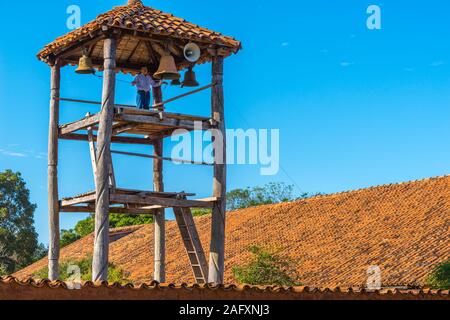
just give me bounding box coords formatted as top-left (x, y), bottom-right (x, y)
top-left (59, 133), bottom-right (155, 145)
top-left (59, 114), bottom-right (100, 135)
top-left (110, 194), bottom-right (215, 208)
top-left (125, 40), bottom-right (142, 64)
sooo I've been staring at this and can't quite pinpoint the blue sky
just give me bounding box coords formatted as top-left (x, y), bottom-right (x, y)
top-left (0, 0), bottom-right (449, 245)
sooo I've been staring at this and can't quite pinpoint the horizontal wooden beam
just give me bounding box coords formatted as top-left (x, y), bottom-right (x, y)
top-left (60, 114), bottom-right (100, 135)
top-left (110, 194), bottom-right (215, 208)
top-left (60, 194), bottom-right (96, 207)
top-left (116, 114), bottom-right (210, 131)
top-left (112, 123), bottom-right (139, 136)
top-left (59, 133), bottom-right (155, 145)
top-left (140, 197), bottom-right (219, 210)
top-left (60, 206), bottom-right (157, 215)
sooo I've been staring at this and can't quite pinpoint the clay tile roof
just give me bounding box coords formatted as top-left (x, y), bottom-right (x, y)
top-left (37, 0), bottom-right (241, 62)
top-left (1, 276), bottom-right (449, 300)
top-left (14, 175), bottom-right (450, 288)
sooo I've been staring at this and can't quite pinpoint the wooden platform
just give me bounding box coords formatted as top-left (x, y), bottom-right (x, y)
top-left (60, 188), bottom-right (218, 214)
top-left (59, 107), bottom-right (215, 143)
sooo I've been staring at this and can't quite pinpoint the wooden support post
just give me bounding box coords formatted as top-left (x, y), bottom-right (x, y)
top-left (208, 56), bottom-right (227, 284)
top-left (92, 37), bottom-right (117, 282)
top-left (152, 85), bottom-right (166, 283)
top-left (48, 60), bottom-right (61, 281)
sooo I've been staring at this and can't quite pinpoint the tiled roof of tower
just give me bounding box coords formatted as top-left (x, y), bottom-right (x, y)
top-left (37, 0), bottom-right (241, 63)
top-left (15, 175), bottom-right (450, 288)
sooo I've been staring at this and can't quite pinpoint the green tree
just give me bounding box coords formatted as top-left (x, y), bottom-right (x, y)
top-left (232, 246), bottom-right (301, 286)
top-left (0, 170), bottom-right (43, 274)
top-left (33, 255), bottom-right (129, 283)
top-left (427, 260), bottom-right (450, 290)
top-left (227, 182), bottom-right (302, 211)
top-left (60, 229), bottom-right (81, 247)
top-left (191, 208), bottom-right (212, 217)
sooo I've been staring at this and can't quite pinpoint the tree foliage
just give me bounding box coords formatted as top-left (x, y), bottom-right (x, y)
top-left (60, 229), bottom-right (81, 248)
top-left (427, 260), bottom-right (450, 290)
top-left (0, 170), bottom-right (43, 275)
top-left (191, 208), bottom-right (212, 217)
top-left (227, 182), bottom-right (304, 211)
top-left (33, 255), bottom-right (129, 284)
top-left (232, 246), bottom-right (301, 286)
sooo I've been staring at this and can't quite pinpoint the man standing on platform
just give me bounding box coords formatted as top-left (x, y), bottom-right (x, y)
top-left (132, 67), bottom-right (162, 110)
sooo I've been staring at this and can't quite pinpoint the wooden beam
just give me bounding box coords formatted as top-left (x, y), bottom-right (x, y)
top-left (87, 125), bottom-right (98, 189)
top-left (117, 107), bottom-right (212, 123)
top-left (112, 123), bottom-right (139, 135)
top-left (114, 188), bottom-right (196, 198)
top-left (110, 194), bottom-right (214, 208)
top-left (208, 56), bottom-right (227, 284)
top-left (153, 85), bottom-right (165, 283)
top-left (48, 61), bottom-right (61, 281)
top-left (139, 197), bottom-right (219, 210)
top-left (168, 44), bottom-right (183, 58)
top-left (153, 84), bottom-right (215, 109)
top-left (144, 41), bottom-right (157, 65)
top-left (125, 40), bottom-right (142, 64)
top-left (60, 193), bottom-right (97, 207)
top-left (116, 114), bottom-right (210, 131)
top-left (59, 133), bottom-right (155, 145)
top-left (60, 206), bottom-right (157, 215)
top-left (92, 37), bottom-right (117, 282)
top-left (60, 114), bottom-right (100, 135)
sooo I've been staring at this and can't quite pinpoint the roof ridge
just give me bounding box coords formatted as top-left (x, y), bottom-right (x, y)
top-left (127, 0), bottom-right (143, 6)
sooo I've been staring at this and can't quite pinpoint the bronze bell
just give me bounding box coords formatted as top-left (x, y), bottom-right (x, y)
top-left (75, 54), bottom-right (95, 75)
top-left (171, 78), bottom-right (181, 86)
top-left (154, 54), bottom-right (180, 80)
top-left (182, 67), bottom-right (199, 87)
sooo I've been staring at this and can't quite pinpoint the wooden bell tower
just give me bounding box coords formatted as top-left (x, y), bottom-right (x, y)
top-left (39, 0), bottom-right (241, 284)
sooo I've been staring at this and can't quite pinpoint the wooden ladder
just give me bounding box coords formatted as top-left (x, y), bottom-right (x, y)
top-left (173, 207), bottom-right (209, 284)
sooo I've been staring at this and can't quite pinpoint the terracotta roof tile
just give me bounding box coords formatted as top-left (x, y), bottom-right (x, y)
top-left (1, 276), bottom-right (448, 300)
top-left (37, 1), bottom-right (240, 62)
top-left (14, 175), bottom-right (450, 288)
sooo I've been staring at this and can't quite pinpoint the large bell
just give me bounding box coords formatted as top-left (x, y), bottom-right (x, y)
top-left (153, 54), bottom-right (180, 80)
top-left (75, 54), bottom-right (95, 75)
top-left (171, 79), bottom-right (181, 86)
top-left (182, 67), bottom-right (199, 87)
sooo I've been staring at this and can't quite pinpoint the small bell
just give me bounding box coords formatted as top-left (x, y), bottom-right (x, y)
top-left (182, 67), bottom-right (199, 87)
top-left (75, 49), bottom-right (95, 75)
top-left (154, 53), bottom-right (180, 80)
